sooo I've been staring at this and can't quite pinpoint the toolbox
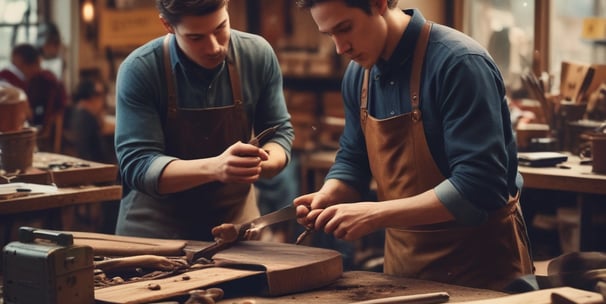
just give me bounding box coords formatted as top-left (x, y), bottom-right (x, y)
top-left (2, 227), bottom-right (94, 304)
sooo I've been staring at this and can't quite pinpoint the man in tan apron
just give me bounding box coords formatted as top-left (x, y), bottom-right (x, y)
top-left (294, 0), bottom-right (533, 291)
top-left (114, 0), bottom-right (293, 241)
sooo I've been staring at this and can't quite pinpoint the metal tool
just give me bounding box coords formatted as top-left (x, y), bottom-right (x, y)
top-left (187, 205), bottom-right (297, 263)
top-left (295, 227), bottom-right (313, 245)
top-left (295, 205), bottom-right (314, 245)
top-left (248, 124), bottom-right (279, 147)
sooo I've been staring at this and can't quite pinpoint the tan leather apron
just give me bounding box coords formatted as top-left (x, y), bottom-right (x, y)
top-left (360, 23), bottom-right (533, 291)
top-left (160, 35), bottom-right (259, 240)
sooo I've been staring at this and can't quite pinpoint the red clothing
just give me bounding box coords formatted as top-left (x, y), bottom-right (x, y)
top-left (0, 69), bottom-right (26, 90)
top-left (26, 70), bottom-right (67, 126)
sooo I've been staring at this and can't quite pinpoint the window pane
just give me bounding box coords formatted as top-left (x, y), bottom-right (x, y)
top-left (550, 0), bottom-right (606, 92)
top-left (1, 1), bottom-right (27, 23)
top-left (0, 0), bottom-right (39, 72)
top-left (465, 0), bottom-right (535, 96)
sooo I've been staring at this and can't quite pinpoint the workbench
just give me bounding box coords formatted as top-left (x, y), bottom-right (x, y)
top-left (1, 230), bottom-right (603, 304)
top-left (216, 270), bottom-right (507, 303)
top-left (0, 152), bottom-right (122, 245)
top-left (518, 155), bottom-right (606, 251)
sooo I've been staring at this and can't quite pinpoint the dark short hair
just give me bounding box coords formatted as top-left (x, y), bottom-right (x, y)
top-left (296, 0), bottom-right (399, 13)
top-left (156, 0), bottom-right (228, 26)
top-left (11, 44), bottom-right (40, 65)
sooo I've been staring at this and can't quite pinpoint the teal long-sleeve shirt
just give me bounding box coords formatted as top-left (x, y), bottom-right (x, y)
top-left (327, 9), bottom-right (523, 225)
top-left (115, 30), bottom-right (294, 199)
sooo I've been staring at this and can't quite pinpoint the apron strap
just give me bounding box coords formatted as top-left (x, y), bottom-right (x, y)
top-left (162, 35), bottom-right (245, 128)
top-left (225, 44), bottom-right (243, 106)
top-left (410, 22), bottom-right (432, 122)
top-left (162, 34), bottom-right (177, 120)
top-left (361, 69), bottom-right (370, 110)
top-left (359, 22), bottom-right (432, 121)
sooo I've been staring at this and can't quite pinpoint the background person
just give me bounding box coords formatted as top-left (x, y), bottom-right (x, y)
top-left (68, 78), bottom-right (115, 163)
top-left (0, 43), bottom-right (67, 149)
top-left (36, 22), bottom-right (68, 82)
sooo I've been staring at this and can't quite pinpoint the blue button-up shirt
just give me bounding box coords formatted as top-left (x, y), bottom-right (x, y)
top-left (327, 9), bottom-right (522, 225)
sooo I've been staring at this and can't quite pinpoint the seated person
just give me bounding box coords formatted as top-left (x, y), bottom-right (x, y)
top-left (0, 43), bottom-right (67, 137)
top-left (68, 78), bottom-right (115, 163)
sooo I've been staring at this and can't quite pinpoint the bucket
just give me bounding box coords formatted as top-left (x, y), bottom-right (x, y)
top-left (0, 127), bottom-right (37, 173)
top-left (0, 101), bottom-right (29, 133)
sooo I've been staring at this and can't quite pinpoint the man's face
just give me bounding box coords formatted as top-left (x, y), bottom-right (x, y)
top-left (310, 1), bottom-right (387, 69)
top-left (13, 55), bottom-right (41, 81)
top-left (162, 6), bottom-right (231, 69)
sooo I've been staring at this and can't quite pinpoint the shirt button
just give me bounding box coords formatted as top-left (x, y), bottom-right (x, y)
top-left (389, 81), bottom-right (395, 85)
top-left (390, 111), bottom-right (395, 115)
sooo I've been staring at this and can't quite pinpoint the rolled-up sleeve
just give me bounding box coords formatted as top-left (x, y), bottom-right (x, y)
top-left (115, 41), bottom-right (173, 199)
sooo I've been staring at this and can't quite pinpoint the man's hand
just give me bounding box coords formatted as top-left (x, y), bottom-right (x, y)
top-left (314, 202), bottom-right (380, 241)
top-left (214, 141), bottom-right (269, 183)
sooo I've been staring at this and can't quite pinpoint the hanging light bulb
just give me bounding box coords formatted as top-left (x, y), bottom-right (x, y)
top-left (82, 0), bottom-right (95, 23)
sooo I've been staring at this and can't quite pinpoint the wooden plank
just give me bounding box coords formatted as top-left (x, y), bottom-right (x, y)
top-left (449, 287), bottom-right (603, 304)
top-left (211, 241), bottom-right (343, 296)
top-left (71, 231), bottom-right (187, 257)
top-left (95, 268), bottom-right (264, 304)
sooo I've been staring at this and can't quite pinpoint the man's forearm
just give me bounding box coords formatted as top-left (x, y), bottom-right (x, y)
top-left (157, 158), bottom-right (218, 194)
top-left (259, 142), bottom-right (288, 178)
top-left (320, 178), bottom-right (363, 204)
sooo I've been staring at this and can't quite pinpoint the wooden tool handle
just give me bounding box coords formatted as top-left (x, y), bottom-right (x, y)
top-left (347, 292), bottom-right (450, 304)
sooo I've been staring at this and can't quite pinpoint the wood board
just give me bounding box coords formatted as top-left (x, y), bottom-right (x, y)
top-left (95, 267), bottom-right (264, 304)
top-left (198, 241), bottom-right (344, 296)
top-left (450, 286), bottom-right (603, 304)
top-left (71, 231), bottom-right (188, 257)
top-left (78, 235), bottom-right (343, 304)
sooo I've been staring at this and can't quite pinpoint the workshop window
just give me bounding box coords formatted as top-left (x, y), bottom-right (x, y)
top-left (549, 0), bottom-right (606, 91)
top-left (0, 0), bottom-right (40, 69)
top-left (461, 0), bottom-right (606, 95)
top-left (464, 0), bottom-right (535, 95)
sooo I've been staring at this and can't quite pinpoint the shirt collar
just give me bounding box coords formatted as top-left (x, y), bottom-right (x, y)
top-left (169, 33), bottom-right (228, 81)
top-left (375, 9), bottom-right (427, 74)
top-left (6, 63), bottom-right (25, 81)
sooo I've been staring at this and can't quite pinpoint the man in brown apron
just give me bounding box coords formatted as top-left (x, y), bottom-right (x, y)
top-left (294, 0), bottom-right (533, 291)
top-left (114, 0), bottom-right (294, 241)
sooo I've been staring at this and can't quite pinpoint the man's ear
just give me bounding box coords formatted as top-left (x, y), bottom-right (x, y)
top-left (159, 15), bottom-right (175, 34)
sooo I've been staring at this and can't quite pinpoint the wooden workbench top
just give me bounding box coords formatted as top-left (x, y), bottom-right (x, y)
top-left (217, 271), bottom-right (507, 303)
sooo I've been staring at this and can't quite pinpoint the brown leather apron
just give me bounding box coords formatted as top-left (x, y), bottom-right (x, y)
top-left (160, 35), bottom-right (259, 240)
top-left (360, 23), bottom-right (533, 291)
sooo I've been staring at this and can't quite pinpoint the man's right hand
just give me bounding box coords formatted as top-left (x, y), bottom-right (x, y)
top-left (213, 141), bottom-right (269, 184)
